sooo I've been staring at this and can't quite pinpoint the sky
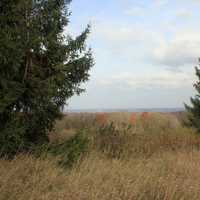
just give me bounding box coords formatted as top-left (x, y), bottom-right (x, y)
top-left (66, 0), bottom-right (200, 109)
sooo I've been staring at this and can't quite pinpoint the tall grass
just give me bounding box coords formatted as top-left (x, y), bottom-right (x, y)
top-left (1, 112), bottom-right (200, 199)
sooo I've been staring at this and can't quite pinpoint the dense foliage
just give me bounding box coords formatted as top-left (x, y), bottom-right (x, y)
top-left (185, 60), bottom-right (200, 131)
top-left (0, 0), bottom-right (93, 156)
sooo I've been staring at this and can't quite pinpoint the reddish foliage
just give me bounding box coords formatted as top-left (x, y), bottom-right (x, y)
top-left (141, 112), bottom-right (149, 123)
top-left (130, 113), bottom-right (136, 126)
top-left (95, 113), bottom-right (108, 125)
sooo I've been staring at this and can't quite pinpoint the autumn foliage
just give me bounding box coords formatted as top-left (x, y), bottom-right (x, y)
top-left (95, 113), bottom-right (108, 125)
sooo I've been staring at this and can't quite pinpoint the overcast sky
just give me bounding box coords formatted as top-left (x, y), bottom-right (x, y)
top-left (66, 0), bottom-right (200, 109)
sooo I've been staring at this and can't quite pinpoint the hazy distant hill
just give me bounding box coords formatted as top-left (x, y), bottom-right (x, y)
top-left (65, 108), bottom-right (185, 113)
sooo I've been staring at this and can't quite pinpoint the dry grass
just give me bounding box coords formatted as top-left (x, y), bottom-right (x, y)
top-left (1, 112), bottom-right (200, 200)
top-left (2, 151), bottom-right (200, 200)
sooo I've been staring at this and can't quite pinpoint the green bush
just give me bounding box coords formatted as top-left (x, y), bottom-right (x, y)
top-left (48, 130), bottom-right (90, 168)
top-left (0, 111), bottom-right (57, 158)
top-left (0, 116), bottom-right (28, 157)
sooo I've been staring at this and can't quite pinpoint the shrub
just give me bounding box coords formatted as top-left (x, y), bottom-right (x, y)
top-left (0, 116), bottom-right (27, 157)
top-left (94, 123), bottom-right (134, 159)
top-left (48, 130), bottom-right (90, 168)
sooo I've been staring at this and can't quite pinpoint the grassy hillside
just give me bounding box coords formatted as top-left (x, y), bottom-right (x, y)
top-left (1, 112), bottom-right (200, 200)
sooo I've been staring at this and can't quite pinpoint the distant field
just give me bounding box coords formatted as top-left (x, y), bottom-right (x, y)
top-left (65, 107), bottom-right (185, 113)
top-left (1, 112), bottom-right (200, 200)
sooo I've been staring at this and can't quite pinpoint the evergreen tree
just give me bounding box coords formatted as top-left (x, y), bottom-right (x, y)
top-left (0, 0), bottom-right (93, 156)
top-left (185, 59), bottom-right (200, 131)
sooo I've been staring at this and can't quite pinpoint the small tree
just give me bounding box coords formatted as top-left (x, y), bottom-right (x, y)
top-left (185, 59), bottom-right (200, 131)
top-left (0, 0), bottom-right (93, 156)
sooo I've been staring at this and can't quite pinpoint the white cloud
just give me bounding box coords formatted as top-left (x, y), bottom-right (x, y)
top-left (73, 24), bottom-right (198, 71)
top-left (174, 9), bottom-right (193, 19)
top-left (152, 31), bottom-right (200, 67)
top-left (98, 70), bottom-right (195, 90)
top-left (92, 21), bottom-right (162, 60)
top-left (93, 20), bottom-right (200, 69)
top-left (124, 6), bottom-right (144, 16)
top-left (93, 22), bottom-right (145, 44)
